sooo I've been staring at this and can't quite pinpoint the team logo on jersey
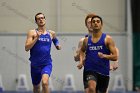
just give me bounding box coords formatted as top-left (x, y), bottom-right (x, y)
top-left (89, 45), bottom-right (103, 50)
top-left (38, 37), bottom-right (50, 42)
top-left (88, 43), bottom-right (91, 46)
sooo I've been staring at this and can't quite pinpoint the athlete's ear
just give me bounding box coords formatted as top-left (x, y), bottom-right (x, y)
top-left (35, 18), bottom-right (37, 24)
top-left (35, 21), bottom-right (37, 24)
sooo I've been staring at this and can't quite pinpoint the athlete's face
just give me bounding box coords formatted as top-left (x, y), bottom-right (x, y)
top-left (86, 18), bottom-right (93, 32)
top-left (36, 14), bottom-right (46, 27)
top-left (91, 17), bottom-right (102, 32)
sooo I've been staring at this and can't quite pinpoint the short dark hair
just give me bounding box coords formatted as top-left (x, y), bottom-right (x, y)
top-left (91, 15), bottom-right (103, 25)
top-left (35, 12), bottom-right (45, 22)
top-left (85, 13), bottom-right (96, 26)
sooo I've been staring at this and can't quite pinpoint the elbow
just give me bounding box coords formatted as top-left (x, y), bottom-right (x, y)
top-left (113, 55), bottom-right (118, 61)
top-left (25, 44), bottom-right (31, 52)
top-left (56, 45), bottom-right (61, 50)
top-left (113, 58), bottom-right (117, 61)
top-left (25, 49), bottom-right (29, 52)
top-left (25, 46), bottom-right (29, 52)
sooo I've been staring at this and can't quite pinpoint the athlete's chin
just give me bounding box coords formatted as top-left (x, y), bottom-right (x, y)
top-left (39, 24), bottom-right (45, 27)
top-left (93, 29), bottom-right (99, 33)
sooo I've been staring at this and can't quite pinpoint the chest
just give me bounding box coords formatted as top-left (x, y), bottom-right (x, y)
top-left (38, 34), bottom-right (52, 44)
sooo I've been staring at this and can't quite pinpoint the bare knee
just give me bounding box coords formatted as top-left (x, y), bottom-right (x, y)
top-left (42, 74), bottom-right (49, 88)
top-left (85, 88), bottom-right (89, 93)
top-left (42, 79), bottom-right (49, 88)
top-left (88, 85), bottom-right (96, 93)
top-left (33, 85), bottom-right (40, 93)
top-left (88, 80), bottom-right (96, 93)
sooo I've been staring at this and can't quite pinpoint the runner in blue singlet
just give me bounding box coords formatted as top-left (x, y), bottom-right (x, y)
top-left (25, 12), bottom-right (61, 93)
top-left (77, 15), bottom-right (118, 93)
top-left (74, 13), bottom-right (96, 93)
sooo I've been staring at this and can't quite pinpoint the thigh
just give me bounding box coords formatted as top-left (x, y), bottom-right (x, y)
top-left (31, 66), bottom-right (42, 85)
top-left (85, 71), bottom-right (98, 89)
top-left (86, 71), bottom-right (97, 82)
top-left (97, 74), bottom-right (110, 93)
top-left (41, 64), bottom-right (52, 77)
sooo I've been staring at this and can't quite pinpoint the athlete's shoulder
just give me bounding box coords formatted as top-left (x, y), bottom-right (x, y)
top-left (105, 34), bottom-right (115, 46)
top-left (27, 29), bottom-right (36, 35)
top-left (83, 36), bottom-right (88, 44)
top-left (105, 34), bottom-right (112, 40)
top-left (28, 29), bottom-right (35, 32)
top-left (79, 37), bottom-right (85, 42)
top-left (79, 35), bottom-right (89, 42)
top-left (48, 30), bottom-right (55, 34)
top-left (48, 30), bottom-right (57, 39)
top-left (85, 34), bottom-right (89, 37)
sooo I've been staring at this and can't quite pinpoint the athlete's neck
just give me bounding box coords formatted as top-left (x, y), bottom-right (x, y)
top-left (92, 30), bottom-right (102, 38)
top-left (37, 26), bottom-right (46, 33)
top-left (88, 30), bottom-right (93, 35)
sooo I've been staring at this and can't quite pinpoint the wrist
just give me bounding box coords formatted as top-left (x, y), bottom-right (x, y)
top-left (103, 54), bottom-right (107, 58)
